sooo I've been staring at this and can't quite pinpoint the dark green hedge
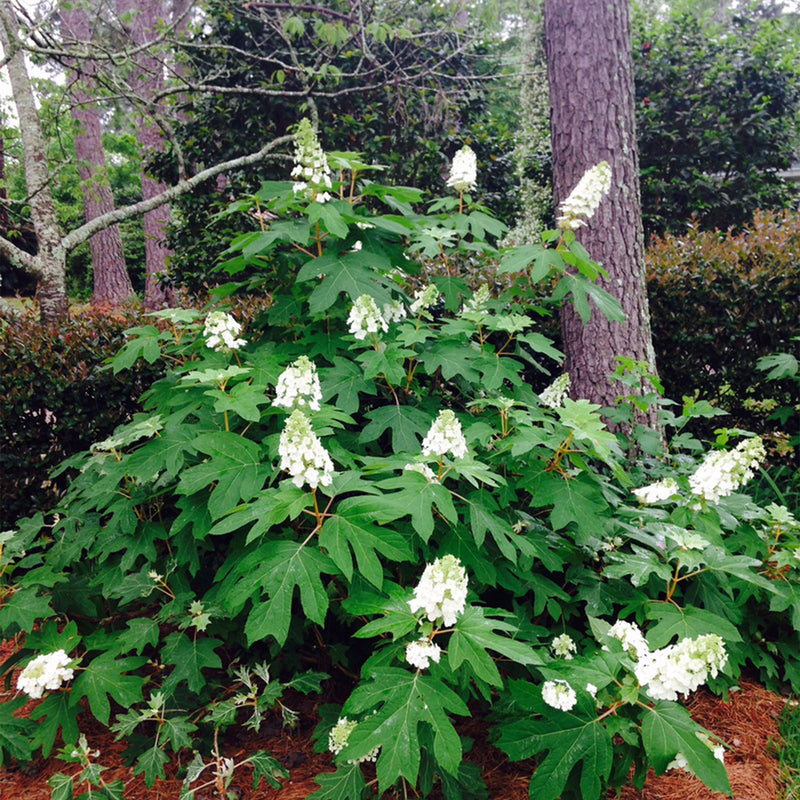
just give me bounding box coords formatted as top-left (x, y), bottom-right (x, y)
top-left (646, 209), bottom-right (800, 440)
top-left (0, 306), bottom-right (160, 529)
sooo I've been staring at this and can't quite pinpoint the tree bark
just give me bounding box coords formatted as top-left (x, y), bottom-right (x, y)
top-left (118, 0), bottom-right (174, 310)
top-left (544, 0), bottom-right (659, 428)
top-left (61, 0), bottom-right (134, 306)
top-left (0, 0), bottom-right (69, 322)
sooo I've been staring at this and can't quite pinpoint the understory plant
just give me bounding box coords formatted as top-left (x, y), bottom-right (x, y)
top-left (2, 124), bottom-right (799, 800)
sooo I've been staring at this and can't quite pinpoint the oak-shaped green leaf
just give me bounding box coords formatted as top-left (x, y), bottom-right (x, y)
top-left (161, 633), bottom-right (223, 696)
top-left (70, 654), bottom-right (147, 725)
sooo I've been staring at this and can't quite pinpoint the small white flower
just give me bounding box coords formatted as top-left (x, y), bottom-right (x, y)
top-left (382, 300), bottom-right (407, 324)
top-left (403, 463), bottom-right (439, 483)
top-left (272, 356), bottom-right (323, 412)
top-left (551, 633), bottom-right (577, 660)
top-left (689, 437), bottom-right (766, 504)
top-left (291, 118), bottom-right (333, 203)
top-left (17, 650), bottom-right (75, 699)
top-left (409, 284), bottom-right (439, 316)
top-left (204, 311), bottom-right (246, 352)
top-left (278, 409), bottom-right (335, 490)
top-left (461, 283), bottom-right (490, 317)
top-left (556, 162), bottom-right (612, 230)
top-left (447, 145), bottom-right (477, 193)
top-left (422, 410), bottom-right (468, 460)
top-left (541, 679), bottom-right (577, 711)
top-left (607, 619), bottom-right (650, 660)
top-left (586, 683), bottom-right (598, 698)
top-left (347, 295), bottom-right (388, 340)
top-left (408, 554), bottom-right (468, 627)
top-left (539, 373), bottom-right (570, 409)
top-left (405, 639), bottom-right (442, 670)
top-left (633, 477), bottom-right (680, 504)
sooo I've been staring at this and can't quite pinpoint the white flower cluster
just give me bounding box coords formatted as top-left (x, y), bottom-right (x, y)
top-left (422, 410), bottom-right (468, 460)
top-left (447, 145), bottom-right (477, 194)
top-left (272, 356), bottom-right (322, 412)
top-left (291, 118), bottom-right (332, 203)
top-left (328, 717), bottom-right (379, 764)
top-left (607, 619), bottom-right (651, 660)
top-left (551, 633), bottom-right (577, 660)
top-left (408, 554), bottom-right (468, 628)
top-left (204, 311), bottom-right (246, 352)
top-left (405, 639), bottom-right (442, 669)
top-left (347, 294), bottom-right (388, 340)
top-left (667, 732), bottom-right (725, 772)
top-left (17, 650), bottom-right (75, 699)
top-left (278, 409), bottom-right (334, 490)
top-left (541, 679), bottom-right (577, 711)
top-left (404, 462), bottom-right (439, 483)
top-left (556, 161), bottom-right (612, 231)
top-left (689, 437), bottom-right (766, 504)
top-left (539, 373), bottom-right (570, 409)
top-left (634, 633), bottom-right (728, 702)
top-left (382, 300), bottom-right (407, 323)
top-left (409, 284), bottom-right (438, 316)
top-left (632, 477), bottom-right (680, 504)
top-left (461, 283), bottom-right (490, 317)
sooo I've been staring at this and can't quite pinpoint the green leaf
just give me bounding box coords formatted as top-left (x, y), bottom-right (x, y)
top-left (642, 702), bottom-right (731, 795)
top-left (320, 512), bottom-right (411, 587)
top-left (161, 633), bottom-right (222, 696)
top-left (31, 691), bottom-right (80, 757)
top-left (495, 687), bottom-right (612, 800)
top-left (48, 773), bottom-right (74, 800)
top-left (0, 697), bottom-right (35, 765)
top-left (236, 541), bottom-right (335, 646)
top-left (297, 251), bottom-right (392, 314)
top-left (177, 432), bottom-right (270, 520)
top-left (528, 472), bottom-right (610, 544)
top-left (418, 344), bottom-right (480, 382)
top-left (0, 586), bottom-right (53, 634)
top-left (70, 655), bottom-right (147, 725)
top-left (644, 603), bottom-right (742, 649)
top-left (134, 746), bottom-right (169, 788)
top-left (359, 404), bottom-right (431, 453)
top-left (344, 669), bottom-right (468, 790)
top-left (108, 618), bottom-right (161, 656)
top-left (308, 762), bottom-right (367, 800)
top-left (249, 750), bottom-right (290, 790)
top-left (321, 357), bottom-right (378, 415)
top-left (603, 545), bottom-right (672, 588)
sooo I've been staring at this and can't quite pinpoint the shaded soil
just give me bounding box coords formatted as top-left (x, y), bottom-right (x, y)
top-left (0, 637), bottom-right (789, 800)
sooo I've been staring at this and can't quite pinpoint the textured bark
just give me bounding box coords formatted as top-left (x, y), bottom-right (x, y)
top-left (0, 0), bottom-right (68, 322)
top-left (544, 0), bottom-right (659, 428)
top-left (61, 0), bottom-right (134, 306)
top-left (118, 0), bottom-right (174, 310)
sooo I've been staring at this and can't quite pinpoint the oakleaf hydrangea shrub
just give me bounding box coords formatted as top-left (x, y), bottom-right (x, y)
top-left (1, 127), bottom-right (798, 799)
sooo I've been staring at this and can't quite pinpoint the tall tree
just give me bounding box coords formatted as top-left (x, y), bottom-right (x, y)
top-left (61, 0), bottom-right (134, 305)
top-left (544, 0), bottom-right (658, 426)
top-left (117, 0), bottom-right (175, 309)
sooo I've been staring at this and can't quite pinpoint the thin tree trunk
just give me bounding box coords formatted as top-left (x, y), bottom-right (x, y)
top-left (61, 0), bottom-right (134, 306)
top-left (0, 0), bottom-right (68, 322)
top-left (544, 0), bottom-right (659, 429)
top-left (118, 0), bottom-right (174, 310)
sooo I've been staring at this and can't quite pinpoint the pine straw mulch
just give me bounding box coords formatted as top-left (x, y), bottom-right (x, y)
top-left (0, 643), bottom-right (789, 800)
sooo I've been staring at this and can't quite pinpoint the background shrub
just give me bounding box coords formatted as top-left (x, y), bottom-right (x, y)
top-left (0, 306), bottom-right (160, 528)
top-left (646, 209), bottom-right (800, 447)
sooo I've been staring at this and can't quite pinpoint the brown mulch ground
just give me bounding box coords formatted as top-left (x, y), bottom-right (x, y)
top-left (0, 633), bottom-right (789, 800)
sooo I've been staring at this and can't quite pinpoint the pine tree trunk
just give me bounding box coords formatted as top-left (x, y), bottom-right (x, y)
top-left (61, 0), bottom-right (134, 306)
top-left (118, 0), bottom-right (174, 310)
top-left (544, 0), bottom-right (659, 430)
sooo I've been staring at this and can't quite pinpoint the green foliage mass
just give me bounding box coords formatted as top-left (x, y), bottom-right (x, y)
top-left (633, 4), bottom-right (800, 234)
top-left (1, 143), bottom-right (799, 800)
top-left (646, 208), bottom-right (800, 445)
